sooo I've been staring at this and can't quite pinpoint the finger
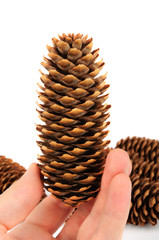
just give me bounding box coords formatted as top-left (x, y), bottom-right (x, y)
top-left (8, 221), bottom-right (55, 240)
top-left (25, 194), bottom-right (72, 234)
top-left (57, 149), bottom-right (131, 240)
top-left (9, 195), bottom-right (73, 239)
top-left (91, 173), bottom-right (131, 240)
top-left (91, 149), bottom-right (132, 218)
top-left (0, 163), bottom-right (43, 231)
top-left (81, 149), bottom-right (131, 240)
top-left (57, 199), bottom-right (95, 240)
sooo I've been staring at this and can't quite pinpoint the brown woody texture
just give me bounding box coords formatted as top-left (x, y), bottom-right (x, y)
top-left (0, 156), bottom-right (26, 194)
top-left (116, 137), bottom-right (159, 225)
top-left (116, 136), bottom-right (159, 163)
top-left (37, 33), bottom-right (110, 207)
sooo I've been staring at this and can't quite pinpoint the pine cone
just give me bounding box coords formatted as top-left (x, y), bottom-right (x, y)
top-left (0, 156), bottom-right (26, 194)
top-left (0, 156), bottom-right (47, 201)
top-left (116, 136), bottom-right (159, 163)
top-left (37, 33), bottom-right (110, 207)
top-left (126, 150), bottom-right (159, 181)
top-left (116, 137), bottom-right (159, 225)
top-left (129, 175), bottom-right (159, 226)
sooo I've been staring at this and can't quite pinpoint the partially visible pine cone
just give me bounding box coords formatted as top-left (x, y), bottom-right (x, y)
top-left (129, 175), bottom-right (159, 226)
top-left (0, 156), bottom-right (46, 201)
top-left (0, 156), bottom-right (26, 194)
top-left (116, 137), bottom-right (159, 225)
top-left (37, 33), bottom-right (110, 207)
top-left (116, 136), bottom-right (159, 163)
top-left (127, 150), bottom-right (159, 181)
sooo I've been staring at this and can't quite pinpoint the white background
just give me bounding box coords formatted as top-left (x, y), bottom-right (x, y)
top-left (0, 0), bottom-right (159, 239)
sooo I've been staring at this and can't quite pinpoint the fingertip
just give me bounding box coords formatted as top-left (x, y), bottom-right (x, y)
top-left (106, 148), bottom-right (132, 176)
top-left (16, 162), bottom-right (44, 198)
top-left (28, 162), bottom-right (40, 173)
top-left (100, 149), bottom-right (132, 192)
top-left (22, 163), bottom-right (41, 180)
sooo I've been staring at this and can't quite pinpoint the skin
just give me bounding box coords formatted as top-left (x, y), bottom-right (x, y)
top-left (0, 149), bottom-right (132, 240)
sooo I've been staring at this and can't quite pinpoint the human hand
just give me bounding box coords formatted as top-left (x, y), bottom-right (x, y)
top-left (0, 149), bottom-right (132, 240)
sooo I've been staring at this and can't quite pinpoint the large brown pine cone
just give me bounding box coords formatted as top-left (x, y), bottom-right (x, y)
top-left (116, 137), bottom-right (159, 225)
top-left (0, 156), bottom-right (26, 194)
top-left (37, 33), bottom-right (110, 207)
